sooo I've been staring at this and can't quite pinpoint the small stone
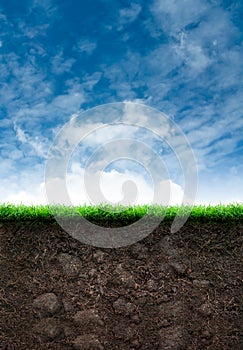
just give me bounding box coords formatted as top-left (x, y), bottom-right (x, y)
top-left (198, 303), bottom-right (212, 317)
top-left (113, 297), bottom-right (135, 316)
top-left (33, 293), bottom-right (61, 316)
top-left (58, 253), bottom-right (82, 278)
top-left (73, 309), bottom-right (104, 327)
top-left (73, 334), bottom-right (104, 350)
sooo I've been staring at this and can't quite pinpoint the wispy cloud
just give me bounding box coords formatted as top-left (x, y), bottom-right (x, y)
top-left (51, 50), bottom-right (75, 74)
top-left (118, 3), bottom-right (141, 31)
top-left (74, 38), bottom-right (97, 55)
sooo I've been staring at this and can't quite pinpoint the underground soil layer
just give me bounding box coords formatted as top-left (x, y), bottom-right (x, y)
top-left (0, 220), bottom-right (242, 349)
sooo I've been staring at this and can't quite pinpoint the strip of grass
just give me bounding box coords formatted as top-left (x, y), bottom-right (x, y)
top-left (0, 203), bottom-right (242, 224)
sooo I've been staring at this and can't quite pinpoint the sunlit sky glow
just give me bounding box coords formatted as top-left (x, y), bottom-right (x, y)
top-left (0, 0), bottom-right (242, 206)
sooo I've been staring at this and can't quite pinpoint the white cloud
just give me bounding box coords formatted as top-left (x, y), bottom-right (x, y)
top-left (173, 31), bottom-right (212, 74)
top-left (31, 0), bottom-right (59, 18)
top-left (3, 187), bottom-right (46, 206)
top-left (14, 123), bottom-right (48, 158)
top-left (81, 72), bottom-right (102, 91)
top-left (66, 163), bottom-right (184, 206)
top-left (18, 22), bottom-right (50, 38)
top-left (0, 164), bottom-right (47, 205)
top-left (151, 0), bottom-right (208, 35)
top-left (51, 50), bottom-right (75, 74)
top-left (118, 3), bottom-right (141, 30)
top-left (75, 38), bottom-right (97, 55)
top-left (3, 165), bottom-right (241, 207)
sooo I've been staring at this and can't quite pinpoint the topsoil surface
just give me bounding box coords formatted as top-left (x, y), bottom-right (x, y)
top-left (0, 220), bottom-right (242, 349)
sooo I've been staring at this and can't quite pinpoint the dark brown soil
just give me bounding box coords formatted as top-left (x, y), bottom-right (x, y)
top-left (0, 220), bottom-right (242, 349)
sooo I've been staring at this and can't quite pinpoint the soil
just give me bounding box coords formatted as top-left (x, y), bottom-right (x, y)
top-left (0, 220), bottom-right (242, 349)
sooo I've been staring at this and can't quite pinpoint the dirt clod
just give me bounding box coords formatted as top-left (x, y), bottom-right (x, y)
top-left (193, 279), bottom-right (210, 288)
top-left (73, 309), bottom-right (104, 327)
top-left (33, 292), bottom-right (61, 316)
top-left (159, 325), bottom-right (187, 350)
top-left (169, 261), bottom-right (187, 275)
top-left (198, 303), bottom-right (213, 317)
top-left (58, 253), bottom-right (82, 278)
top-left (34, 318), bottom-right (63, 340)
top-left (113, 297), bottom-right (135, 316)
top-left (72, 334), bottom-right (104, 350)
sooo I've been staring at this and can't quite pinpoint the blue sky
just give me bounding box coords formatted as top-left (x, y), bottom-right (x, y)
top-left (0, 0), bottom-right (242, 206)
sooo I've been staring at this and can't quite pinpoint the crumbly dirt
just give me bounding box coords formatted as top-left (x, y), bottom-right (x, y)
top-left (0, 220), bottom-right (242, 349)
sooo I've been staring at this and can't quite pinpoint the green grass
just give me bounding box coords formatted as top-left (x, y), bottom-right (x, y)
top-left (0, 203), bottom-right (242, 224)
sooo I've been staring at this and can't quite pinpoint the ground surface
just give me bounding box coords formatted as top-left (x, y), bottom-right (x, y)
top-left (0, 220), bottom-right (242, 349)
